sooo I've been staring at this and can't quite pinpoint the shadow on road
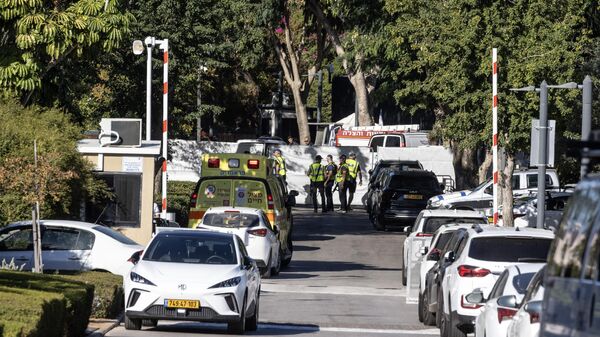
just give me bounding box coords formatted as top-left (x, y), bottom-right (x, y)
top-left (292, 245), bottom-right (321, 252)
top-left (147, 322), bottom-right (317, 335)
top-left (285, 260), bottom-right (401, 273)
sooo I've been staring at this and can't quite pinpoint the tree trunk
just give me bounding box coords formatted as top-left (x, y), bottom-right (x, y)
top-left (349, 69), bottom-right (373, 126)
top-left (451, 144), bottom-right (478, 190)
top-left (290, 82), bottom-right (311, 144)
top-left (501, 153), bottom-right (515, 227)
top-left (478, 150), bottom-right (493, 183)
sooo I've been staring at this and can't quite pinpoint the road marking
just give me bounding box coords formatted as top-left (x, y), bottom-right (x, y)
top-left (261, 283), bottom-right (406, 297)
top-left (259, 323), bottom-right (439, 335)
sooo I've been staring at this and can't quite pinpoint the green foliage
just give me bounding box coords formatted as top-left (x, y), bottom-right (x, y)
top-left (0, 0), bottom-right (134, 94)
top-left (0, 271), bottom-right (94, 337)
top-left (61, 271), bottom-right (124, 319)
top-left (0, 285), bottom-right (66, 337)
top-left (163, 181), bottom-right (196, 225)
top-left (0, 98), bottom-right (112, 224)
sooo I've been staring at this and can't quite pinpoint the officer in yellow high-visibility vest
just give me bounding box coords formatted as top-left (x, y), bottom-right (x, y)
top-left (273, 149), bottom-right (287, 182)
top-left (335, 154), bottom-right (350, 213)
top-left (307, 155), bottom-right (326, 213)
top-left (345, 152), bottom-right (363, 211)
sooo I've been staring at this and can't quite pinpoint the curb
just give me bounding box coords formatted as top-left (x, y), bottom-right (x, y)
top-left (85, 314), bottom-right (123, 337)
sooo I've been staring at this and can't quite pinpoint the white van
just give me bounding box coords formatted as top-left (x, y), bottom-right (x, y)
top-left (368, 133), bottom-right (429, 152)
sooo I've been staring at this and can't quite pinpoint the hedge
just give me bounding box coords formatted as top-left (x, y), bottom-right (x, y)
top-left (61, 272), bottom-right (124, 319)
top-left (0, 271), bottom-right (93, 337)
top-left (0, 285), bottom-right (66, 337)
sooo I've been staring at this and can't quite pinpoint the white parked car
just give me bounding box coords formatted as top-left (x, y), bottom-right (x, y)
top-left (418, 224), bottom-right (477, 326)
top-left (124, 229), bottom-right (261, 334)
top-left (507, 266), bottom-right (545, 337)
top-left (403, 209), bottom-right (487, 285)
top-left (439, 226), bottom-right (554, 337)
top-left (0, 220), bottom-right (142, 275)
top-left (469, 263), bottom-right (544, 337)
top-left (198, 207), bottom-right (281, 278)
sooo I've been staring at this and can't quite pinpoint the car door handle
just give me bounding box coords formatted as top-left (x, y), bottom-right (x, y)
top-left (15, 257), bottom-right (29, 261)
top-left (68, 256), bottom-right (81, 260)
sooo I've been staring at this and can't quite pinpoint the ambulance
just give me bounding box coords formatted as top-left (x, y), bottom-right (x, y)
top-left (187, 153), bottom-right (298, 267)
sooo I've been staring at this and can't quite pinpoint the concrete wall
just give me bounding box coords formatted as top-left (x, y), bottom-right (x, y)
top-left (169, 140), bottom-right (455, 206)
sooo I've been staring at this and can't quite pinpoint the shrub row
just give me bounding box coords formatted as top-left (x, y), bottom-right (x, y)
top-left (0, 270), bottom-right (124, 337)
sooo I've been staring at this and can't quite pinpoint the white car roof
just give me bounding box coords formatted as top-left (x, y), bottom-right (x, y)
top-left (204, 207), bottom-right (264, 215)
top-left (505, 263), bottom-right (546, 275)
top-left (8, 219), bottom-right (101, 230)
top-left (468, 225), bottom-right (555, 239)
top-left (418, 209), bottom-right (486, 218)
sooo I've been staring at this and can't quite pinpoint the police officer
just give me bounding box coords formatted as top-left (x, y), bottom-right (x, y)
top-left (324, 154), bottom-right (337, 212)
top-left (273, 149), bottom-right (287, 182)
top-left (307, 155), bottom-right (326, 213)
top-left (336, 154), bottom-right (350, 213)
top-left (345, 152), bottom-right (363, 211)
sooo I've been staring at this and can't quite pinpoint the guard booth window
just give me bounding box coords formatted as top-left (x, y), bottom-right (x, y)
top-left (88, 173), bottom-right (142, 227)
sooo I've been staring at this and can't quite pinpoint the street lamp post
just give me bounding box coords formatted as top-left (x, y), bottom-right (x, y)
top-left (133, 37), bottom-right (170, 220)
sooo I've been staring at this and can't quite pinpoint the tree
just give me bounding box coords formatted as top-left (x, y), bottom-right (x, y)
top-left (0, 0), bottom-right (135, 104)
top-left (0, 97), bottom-right (111, 224)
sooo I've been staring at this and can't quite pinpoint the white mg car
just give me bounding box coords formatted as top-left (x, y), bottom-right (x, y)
top-left (124, 229), bottom-right (261, 334)
top-left (198, 207), bottom-right (281, 278)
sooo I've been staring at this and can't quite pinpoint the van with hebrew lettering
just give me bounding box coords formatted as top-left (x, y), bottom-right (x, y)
top-left (187, 153), bottom-right (298, 267)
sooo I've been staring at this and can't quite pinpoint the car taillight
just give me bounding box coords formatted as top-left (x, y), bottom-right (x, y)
top-left (457, 265), bottom-right (491, 277)
top-left (529, 310), bottom-right (540, 324)
top-left (461, 295), bottom-right (482, 309)
top-left (247, 159), bottom-right (260, 169)
top-left (497, 307), bottom-right (517, 323)
top-left (208, 158), bottom-right (220, 168)
top-left (248, 228), bottom-right (268, 237)
top-left (190, 193), bottom-right (198, 208)
top-left (400, 142), bottom-right (406, 147)
top-left (267, 194), bottom-right (274, 210)
top-left (416, 233), bottom-right (433, 237)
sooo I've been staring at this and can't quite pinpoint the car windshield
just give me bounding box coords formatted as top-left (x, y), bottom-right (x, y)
top-left (389, 176), bottom-right (440, 192)
top-left (202, 213), bottom-right (259, 228)
top-left (235, 143), bottom-right (264, 155)
top-left (423, 218), bottom-right (483, 234)
top-left (93, 225), bottom-right (139, 245)
top-left (513, 272), bottom-right (537, 294)
top-left (469, 237), bottom-right (552, 262)
top-left (471, 179), bottom-right (491, 193)
top-left (143, 234), bottom-right (237, 264)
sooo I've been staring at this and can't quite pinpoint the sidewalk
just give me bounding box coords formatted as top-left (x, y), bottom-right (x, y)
top-left (84, 315), bottom-right (122, 337)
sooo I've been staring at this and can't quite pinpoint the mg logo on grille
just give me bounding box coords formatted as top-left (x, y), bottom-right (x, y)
top-left (178, 284), bottom-right (187, 291)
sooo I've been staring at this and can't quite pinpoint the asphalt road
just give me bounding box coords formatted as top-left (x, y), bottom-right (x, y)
top-left (107, 207), bottom-right (439, 337)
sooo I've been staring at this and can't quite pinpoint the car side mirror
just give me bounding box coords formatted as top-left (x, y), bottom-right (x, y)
top-left (127, 250), bottom-right (143, 265)
top-left (243, 257), bottom-right (254, 269)
top-left (419, 246), bottom-right (428, 256)
top-left (465, 289), bottom-right (485, 304)
top-left (443, 251), bottom-right (455, 262)
top-left (289, 190), bottom-right (299, 197)
top-left (427, 250), bottom-right (441, 261)
top-left (404, 226), bottom-right (412, 234)
top-left (524, 300), bottom-right (542, 314)
top-left (497, 294), bottom-right (518, 308)
top-left (368, 169), bottom-right (373, 175)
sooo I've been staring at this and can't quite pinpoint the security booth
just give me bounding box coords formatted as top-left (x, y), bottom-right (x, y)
top-left (77, 118), bottom-right (161, 245)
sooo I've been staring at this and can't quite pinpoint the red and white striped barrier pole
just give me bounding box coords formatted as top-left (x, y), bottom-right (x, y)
top-left (492, 48), bottom-right (499, 225)
top-left (160, 39), bottom-right (169, 220)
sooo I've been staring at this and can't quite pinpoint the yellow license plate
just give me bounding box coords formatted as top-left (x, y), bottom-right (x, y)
top-left (164, 299), bottom-right (200, 309)
top-left (404, 194), bottom-right (423, 200)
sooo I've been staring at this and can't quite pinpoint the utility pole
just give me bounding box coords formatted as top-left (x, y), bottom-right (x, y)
top-left (581, 75), bottom-right (593, 178)
top-left (536, 81), bottom-right (548, 229)
top-left (32, 140), bottom-right (42, 273)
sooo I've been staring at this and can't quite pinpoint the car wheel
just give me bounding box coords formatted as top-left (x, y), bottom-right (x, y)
top-left (261, 253), bottom-right (272, 279)
top-left (271, 249), bottom-right (281, 276)
top-left (281, 234), bottom-right (293, 268)
top-left (124, 314), bottom-right (141, 330)
top-left (373, 209), bottom-right (386, 231)
top-left (246, 292), bottom-right (259, 331)
top-left (142, 319), bottom-right (157, 327)
top-left (228, 294), bottom-right (246, 334)
top-left (422, 289), bottom-right (436, 326)
top-left (436, 288), bottom-right (443, 328)
top-left (446, 308), bottom-right (466, 337)
top-left (401, 261), bottom-right (407, 286)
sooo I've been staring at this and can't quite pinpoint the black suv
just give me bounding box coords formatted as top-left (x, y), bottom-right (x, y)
top-left (369, 169), bottom-right (442, 230)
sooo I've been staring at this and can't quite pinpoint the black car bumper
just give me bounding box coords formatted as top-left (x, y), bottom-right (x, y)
top-left (383, 209), bottom-right (421, 223)
top-left (126, 306), bottom-right (239, 323)
top-left (451, 310), bottom-right (476, 334)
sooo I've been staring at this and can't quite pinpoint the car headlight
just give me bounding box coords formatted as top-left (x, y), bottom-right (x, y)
top-left (130, 272), bottom-right (156, 286)
top-left (209, 276), bottom-right (241, 289)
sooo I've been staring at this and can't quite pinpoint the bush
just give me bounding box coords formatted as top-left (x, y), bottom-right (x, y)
top-left (164, 181), bottom-right (197, 226)
top-left (0, 271), bottom-right (93, 337)
top-left (0, 285), bottom-right (66, 337)
top-left (61, 272), bottom-right (124, 319)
